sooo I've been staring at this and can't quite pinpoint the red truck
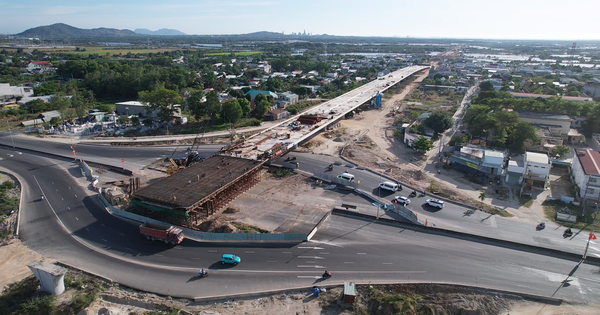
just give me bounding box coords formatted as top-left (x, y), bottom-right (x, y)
top-left (139, 222), bottom-right (184, 245)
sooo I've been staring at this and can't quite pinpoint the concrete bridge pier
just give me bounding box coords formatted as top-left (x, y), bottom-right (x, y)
top-left (28, 260), bottom-right (68, 295)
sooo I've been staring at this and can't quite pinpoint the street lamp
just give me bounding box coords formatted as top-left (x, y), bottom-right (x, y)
top-left (6, 120), bottom-right (14, 148)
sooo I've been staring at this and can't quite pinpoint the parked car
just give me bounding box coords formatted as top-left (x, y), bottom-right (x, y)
top-left (426, 199), bottom-right (444, 209)
top-left (394, 196), bottom-right (410, 205)
top-left (337, 172), bottom-right (355, 182)
top-left (221, 254), bottom-right (241, 266)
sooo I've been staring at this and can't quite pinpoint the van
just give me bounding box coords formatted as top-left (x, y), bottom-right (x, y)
top-left (379, 181), bottom-right (401, 192)
top-left (337, 173), bottom-right (355, 182)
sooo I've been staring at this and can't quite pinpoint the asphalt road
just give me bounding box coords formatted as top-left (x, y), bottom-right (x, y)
top-left (277, 152), bottom-right (600, 259)
top-left (2, 137), bottom-right (599, 301)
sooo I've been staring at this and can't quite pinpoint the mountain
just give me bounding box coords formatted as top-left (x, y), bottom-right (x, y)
top-left (16, 23), bottom-right (138, 38)
top-left (134, 28), bottom-right (186, 36)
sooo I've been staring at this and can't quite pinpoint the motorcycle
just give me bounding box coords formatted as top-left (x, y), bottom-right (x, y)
top-left (40, 195), bottom-right (45, 201)
top-left (418, 191), bottom-right (426, 198)
top-left (563, 228), bottom-right (573, 238)
top-left (322, 271), bottom-right (332, 279)
top-left (409, 191), bottom-right (417, 198)
top-left (536, 222), bottom-right (546, 231)
top-left (198, 269), bottom-right (208, 277)
top-left (326, 164), bottom-right (334, 172)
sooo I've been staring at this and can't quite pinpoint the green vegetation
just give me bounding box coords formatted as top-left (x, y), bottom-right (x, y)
top-left (542, 200), bottom-right (599, 231)
top-left (271, 168), bottom-right (296, 178)
top-left (231, 222), bottom-right (270, 234)
top-left (206, 51), bottom-right (261, 56)
top-left (0, 180), bottom-right (19, 227)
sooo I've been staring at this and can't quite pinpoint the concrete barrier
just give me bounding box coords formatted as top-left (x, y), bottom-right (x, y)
top-left (307, 211), bottom-right (332, 241)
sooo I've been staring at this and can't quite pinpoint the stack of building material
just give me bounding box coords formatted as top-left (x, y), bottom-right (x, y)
top-left (297, 115), bottom-right (322, 125)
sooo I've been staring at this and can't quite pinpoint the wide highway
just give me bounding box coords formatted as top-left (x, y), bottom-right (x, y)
top-left (2, 144), bottom-right (600, 302)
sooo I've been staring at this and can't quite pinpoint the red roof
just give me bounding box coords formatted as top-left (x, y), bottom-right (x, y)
top-left (33, 61), bottom-right (51, 65)
top-left (576, 149), bottom-right (600, 175)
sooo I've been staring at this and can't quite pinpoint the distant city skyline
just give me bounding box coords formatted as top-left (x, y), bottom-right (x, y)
top-left (1, 0), bottom-right (599, 41)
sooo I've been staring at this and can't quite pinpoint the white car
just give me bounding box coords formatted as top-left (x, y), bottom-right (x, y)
top-left (394, 196), bottom-right (410, 205)
top-left (426, 199), bottom-right (444, 209)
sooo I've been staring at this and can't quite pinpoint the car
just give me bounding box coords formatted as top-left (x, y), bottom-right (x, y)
top-left (379, 181), bottom-right (401, 192)
top-left (394, 196), bottom-right (410, 205)
top-left (221, 254), bottom-right (241, 265)
top-left (426, 199), bottom-right (444, 209)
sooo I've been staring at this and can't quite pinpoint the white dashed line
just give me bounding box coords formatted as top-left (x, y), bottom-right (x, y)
top-left (383, 263), bottom-right (393, 265)
top-left (282, 251), bottom-right (292, 254)
top-left (208, 250), bottom-right (218, 253)
top-left (75, 217), bottom-right (79, 220)
top-left (357, 253), bottom-right (367, 255)
top-left (125, 247), bottom-right (133, 251)
top-left (119, 233), bottom-right (125, 236)
top-left (245, 251), bottom-right (255, 253)
top-left (101, 239), bottom-right (107, 242)
top-left (85, 228), bottom-right (89, 231)
top-left (155, 254), bottom-right (164, 257)
top-left (344, 262), bottom-right (354, 264)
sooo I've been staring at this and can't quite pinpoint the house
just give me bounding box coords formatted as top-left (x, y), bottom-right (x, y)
top-left (448, 146), bottom-right (505, 177)
top-left (509, 92), bottom-right (593, 102)
top-left (572, 149), bottom-right (600, 206)
top-left (268, 108), bottom-right (290, 121)
top-left (516, 111), bottom-right (583, 145)
top-left (257, 61), bottom-right (271, 74)
top-left (559, 78), bottom-right (580, 85)
top-left (403, 132), bottom-right (431, 148)
top-left (583, 78), bottom-right (600, 98)
top-left (0, 83), bottom-right (30, 103)
top-left (276, 92), bottom-right (299, 107)
top-left (26, 61), bottom-right (52, 72)
top-left (245, 90), bottom-right (278, 101)
top-left (522, 151), bottom-right (551, 190)
top-left (505, 155), bottom-right (525, 184)
top-left (114, 101), bottom-right (181, 118)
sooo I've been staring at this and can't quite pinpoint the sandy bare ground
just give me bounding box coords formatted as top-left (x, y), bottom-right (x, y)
top-left (0, 240), bottom-right (45, 291)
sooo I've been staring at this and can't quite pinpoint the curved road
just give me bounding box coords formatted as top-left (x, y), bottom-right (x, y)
top-left (1, 139), bottom-right (599, 302)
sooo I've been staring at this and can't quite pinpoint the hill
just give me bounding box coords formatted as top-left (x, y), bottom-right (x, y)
top-left (134, 28), bottom-right (186, 36)
top-left (16, 23), bottom-right (138, 38)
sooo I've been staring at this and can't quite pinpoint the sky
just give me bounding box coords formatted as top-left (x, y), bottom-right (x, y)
top-left (1, 0), bottom-right (599, 40)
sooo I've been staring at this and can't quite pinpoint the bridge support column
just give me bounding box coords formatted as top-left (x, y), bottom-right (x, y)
top-left (27, 260), bottom-right (68, 295)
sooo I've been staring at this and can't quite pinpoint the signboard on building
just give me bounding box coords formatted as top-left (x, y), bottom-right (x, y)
top-left (466, 162), bottom-right (479, 169)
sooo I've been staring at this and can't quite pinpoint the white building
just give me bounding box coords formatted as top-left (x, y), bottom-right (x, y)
top-left (523, 152), bottom-right (551, 189)
top-left (0, 83), bottom-right (31, 103)
top-left (115, 101), bottom-right (181, 118)
top-left (572, 148), bottom-right (600, 206)
top-left (583, 78), bottom-right (600, 98)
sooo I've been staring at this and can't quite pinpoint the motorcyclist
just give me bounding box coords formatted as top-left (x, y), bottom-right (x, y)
top-left (322, 270), bottom-right (331, 278)
top-left (41, 194), bottom-right (45, 200)
top-left (565, 228), bottom-right (572, 235)
top-left (200, 268), bottom-right (206, 275)
top-left (538, 222), bottom-right (545, 229)
top-left (328, 164), bottom-right (333, 170)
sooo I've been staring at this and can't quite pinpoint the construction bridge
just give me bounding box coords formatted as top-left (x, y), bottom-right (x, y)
top-left (130, 65), bottom-right (429, 226)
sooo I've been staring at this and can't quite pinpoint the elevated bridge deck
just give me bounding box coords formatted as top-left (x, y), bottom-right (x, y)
top-left (225, 65), bottom-right (429, 160)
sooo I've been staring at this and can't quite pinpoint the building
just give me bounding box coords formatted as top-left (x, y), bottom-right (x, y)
top-left (26, 61), bottom-right (52, 73)
top-left (276, 91), bottom-right (299, 107)
top-left (517, 111), bottom-right (583, 145)
top-left (448, 146), bottom-right (505, 178)
top-left (245, 90), bottom-right (278, 101)
top-left (572, 148), bottom-right (600, 207)
top-left (268, 108), bottom-right (290, 121)
top-left (583, 78), bottom-right (600, 98)
top-left (522, 152), bottom-right (551, 189)
top-left (509, 92), bottom-right (593, 102)
top-left (115, 101), bottom-right (181, 118)
top-left (0, 83), bottom-right (31, 103)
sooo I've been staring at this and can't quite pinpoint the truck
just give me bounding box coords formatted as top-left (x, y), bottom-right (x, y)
top-left (139, 222), bottom-right (185, 245)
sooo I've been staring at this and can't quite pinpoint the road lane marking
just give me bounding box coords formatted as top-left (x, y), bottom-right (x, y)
top-left (85, 228), bottom-right (89, 231)
top-left (174, 247), bottom-right (182, 250)
top-left (357, 253), bottom-right (367, 255)
top-left (344, 262), bottom-right (354, 264)
top-left (125, 247), bottom-right (133, 251)
top-left (267, 261), bottom-right (277, 263)
top-left (306, 261), bottom-right (315, 263)
top-left (75, 217), bottom-right (79, 220)
top-left (320, 252), bottom-right (329, 255)
top-left (119, 233), bottom-right (125, 236)
top-left (245, 251), bottom-right (255, 253)
top-left (61, 197), bottom-right (64, 201)
top-left (298, 247), bottom-right (324, 250)
top-left (101, 224), bottom-right (105, 227)
top-left (298, 256), bottom-right (324, 260)
top-left (74, 195), bottom-right (77, 198)
top-left (383, 263), bottom-right (393, 265)
top-left (69, 187), bottom-right (71, 189)
top-left (208, 250), bottom-right (218, 253)
top-left (155, 254), bottom-right (164, 257)
top-left (191, 258), bottom-right (202, 260)
top-left (297, 276), bottom-right (321, 279)
top-left (67, 207), bottom-right (70, 210)
top-left (101, 239), bottom-right (107, 242)
top-left (297, 265), bottom-right (326, 268)
top-left (282, 251), bottom-right (292, 254)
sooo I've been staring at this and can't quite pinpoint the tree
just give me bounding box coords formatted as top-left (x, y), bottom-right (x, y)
top-left (480, 81), bottom-right (495, 92)
top-left (49, 93), bottom-right (71, 116)
top-left (254, 99), bottom-right (271, 119)
top-left (221, 99), bottom-right (243, 124)
top-left (203, 91), bottom-right (221, 121)
top-left (507, 122), bottom-right (538, 154)
top-left (70, 90), bottom-right (90, 124)
top-left (237, 98), bottom-right (251, 117)
top-left (186, 89), bottom-right (205, 121)
top-left (479, 191), bottom-right (486, 202)
top-left (412, 136), bottom-right (434, 152)
top-left (424, 111), bottom-right (453, 135)
top-left (551, 144), bottom-right (571, 160)
top-left (138, 87), bottom-right (182, 122)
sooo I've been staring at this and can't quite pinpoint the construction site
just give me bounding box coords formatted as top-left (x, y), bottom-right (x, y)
top-left (127, 155), bottom-right (264, 228)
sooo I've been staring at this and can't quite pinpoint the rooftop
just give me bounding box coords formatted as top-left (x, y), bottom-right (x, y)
top-left (132, 156), bottom-right (262, 210)
top-left (525, 151), bottom-right (549, 164)
top-left (575, 149), bottom-right (600, 175)
top-left (516, 111), bottom-right (572, 121)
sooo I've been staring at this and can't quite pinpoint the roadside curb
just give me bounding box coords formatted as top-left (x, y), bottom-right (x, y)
top-left (0, 167), bottom-right (24, 237)
top-left (331, 208), bottom-right (600, 265)
top-left (307, 211), bottom-right (332, 241)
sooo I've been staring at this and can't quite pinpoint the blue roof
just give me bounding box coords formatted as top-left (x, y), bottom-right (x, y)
top-left (245, 90), bottom-right (277, 99)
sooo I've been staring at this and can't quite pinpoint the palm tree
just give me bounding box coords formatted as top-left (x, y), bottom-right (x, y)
top-left (479, 190), bottom-right (486, 202)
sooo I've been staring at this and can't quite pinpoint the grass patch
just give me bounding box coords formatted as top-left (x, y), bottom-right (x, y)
top-left (231, 222), bottom-right (269, 234)
top-left (223, 207), bottom-right (239, 214)
top-left (271, 168), bottom-right (295, 178)
top-left (466, 198), bottom-right (513, 217)
top-left (520, 197), bottom-right (534, 208)
top-left (542, 200), bottom-right (598, 231)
